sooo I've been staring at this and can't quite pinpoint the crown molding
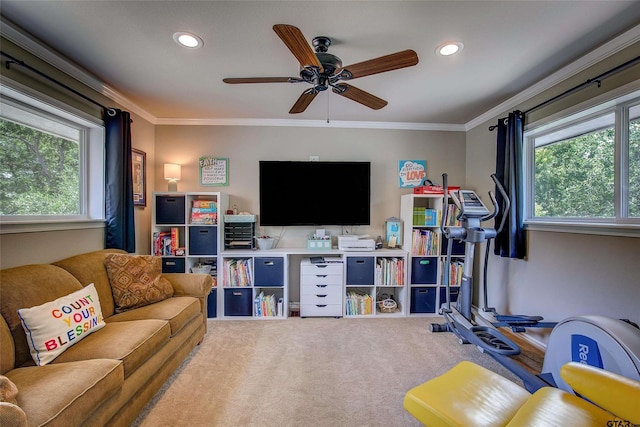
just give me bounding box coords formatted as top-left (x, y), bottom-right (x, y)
top-left (154, 117), bottom-right (465, 131)
top-left (464, 23), bottom-right (640, 131)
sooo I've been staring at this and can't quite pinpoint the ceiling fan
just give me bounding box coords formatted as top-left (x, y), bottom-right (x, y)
top-left (223, 24), bottom-right (419, 114)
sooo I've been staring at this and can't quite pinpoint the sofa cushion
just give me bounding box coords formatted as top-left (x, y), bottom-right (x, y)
top-left (49, 319), bottom-right (171, 378)
top-left (17, 284), bottom-right (105, 366)
top-left (0, 265), bottom-right (83, 368)
top-left (104, 254), bottom-right (174, 313)
top-left (0, 317), bottom-right (14, 375)
top-left (0, 375), bottom-right (19, 405)
top-left (53, 249), bottom-right (126, 319)
top-left (6, 359), bottom-right (123, 427)
top-left (107, 296), bottom-right (201, 336)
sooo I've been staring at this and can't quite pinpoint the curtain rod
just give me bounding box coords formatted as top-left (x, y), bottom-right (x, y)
top-left (1, 50), bottom-right (117, 116)
top-left (489, 55), bottom-right (640, 131)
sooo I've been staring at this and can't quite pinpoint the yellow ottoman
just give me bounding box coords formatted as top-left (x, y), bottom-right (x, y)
top-left (403, 361), bottom-right (531, 427)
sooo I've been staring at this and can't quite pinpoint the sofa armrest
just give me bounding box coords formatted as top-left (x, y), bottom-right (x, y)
top-left (163, 273), bottom-right (212, 298)
top-left (560, 362), bottom-right (640, 424)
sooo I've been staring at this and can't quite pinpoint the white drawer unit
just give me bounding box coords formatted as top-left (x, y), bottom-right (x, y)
top-left (300, 259), bottom-right (343, 317)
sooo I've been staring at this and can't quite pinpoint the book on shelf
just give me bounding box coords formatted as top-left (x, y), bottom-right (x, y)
top-left (413, 207), bottom-right (442, 227)
top-left (411, 229), bottom-right (439, 256)
top-left (375, 257), bottom-right (405, 286)
top-left (442, 259), bottom-right (464, 285)
top-left (254, 292), bottom-right (278, 317)
top-left (153, 230), bottom-right (182, 256)
top-left (191, 200), bottom-right (217, 224)
top-left (222, 258), bottom-right (253, 287)
top-left (346, 291), bottom-right (373, 315)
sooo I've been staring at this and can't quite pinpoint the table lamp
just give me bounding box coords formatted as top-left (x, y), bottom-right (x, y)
top-left (164, 163), bottom-right (181, 192)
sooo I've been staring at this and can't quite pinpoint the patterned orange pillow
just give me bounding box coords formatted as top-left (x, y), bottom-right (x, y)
top-left (104, 254), bottom-right (174, 312)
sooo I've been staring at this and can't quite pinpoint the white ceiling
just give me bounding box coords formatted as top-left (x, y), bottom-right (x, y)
top-left (2, 1), bottom-right (640, 127)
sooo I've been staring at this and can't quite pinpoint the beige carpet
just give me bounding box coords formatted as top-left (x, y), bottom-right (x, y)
top-left (132, 317), bottom-right (522, 427)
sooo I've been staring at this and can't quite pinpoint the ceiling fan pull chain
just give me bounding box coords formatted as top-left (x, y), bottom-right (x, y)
top-left (326, 91), bottom-right (330, 124)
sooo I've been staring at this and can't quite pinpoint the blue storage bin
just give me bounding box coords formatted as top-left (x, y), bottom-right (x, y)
top-left (346, 257), bottom-right (374, 285)
top-left (156, 195), bottom-right (185, 224)
top-left (254, 257), bottom-right (284, 287)
top-left (411, 257), bottom-right (438, 284)
top-left (161, 257), bottom-right (185, 273)
top-left (440, 236), bottom-right (466, 256)
top-left (439, 286), bottom-right (460, 305)
top-left (224, 288), bottom-right (252, 316)
top-left (207, 289), bottom-right (217, 318)
top-left (410, 287), bottom-right (437, 313)
top-left (189, 226), bottom-right (218, 255)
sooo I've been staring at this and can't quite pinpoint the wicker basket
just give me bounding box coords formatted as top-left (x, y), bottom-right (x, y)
top-left (377, 298), bottom-right (398, 313)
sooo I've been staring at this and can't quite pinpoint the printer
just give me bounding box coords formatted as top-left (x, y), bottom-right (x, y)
top-left (338, 235), bottom-right (376, 251)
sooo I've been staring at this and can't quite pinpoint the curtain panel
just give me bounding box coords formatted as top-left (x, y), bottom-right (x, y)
top-left (494, 110), bottom-right (526, 259)
top-left (104, 109), bottom-right (135, 252)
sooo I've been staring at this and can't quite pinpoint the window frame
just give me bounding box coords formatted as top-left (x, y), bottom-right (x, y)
top-left (523, 85), bottom-right (640, 237)
top-left (0, 81), bottom-right (105, 234)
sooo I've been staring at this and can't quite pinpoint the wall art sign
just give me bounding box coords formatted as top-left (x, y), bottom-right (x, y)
top-left (199, 156), bottom-right (229, 186)
top-left (132, 148), bottom-right (146, 206)
top-left (398, 160), bottom-right (426, 188)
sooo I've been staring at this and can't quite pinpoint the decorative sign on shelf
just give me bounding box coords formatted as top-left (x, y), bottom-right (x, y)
top-left (398, 160), bottom-right (427, 188)
top-left (199, 156), bottom-right (228, 186)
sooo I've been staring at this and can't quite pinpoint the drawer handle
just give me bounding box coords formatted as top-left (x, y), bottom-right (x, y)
top-left (315, 274), bottom-right (327, 278)
top-left (419, 260), bottom-right (430, 265)
top-left (355, 260), bottom-right (365, 264)
top-left (315, 284), bottom-right (327, 288)
top-left (315, 265), bottom-right (327, 269)
top-left (166, 261), bottom-right (176, 266)
top-left (199, 229), bottom-right (209, 234)
top-left (315, 304), bottom-right (327, 308)
top-left (417, 289), bottom-right (429, 294)
top-left (165, 198), bottom-right (177, 203)
top-left (263, 261), bottom-right (274, 266)
top-left (316, 294), bottom-right (327, 298)
top-left (232, 291), bottom-right (243, 296)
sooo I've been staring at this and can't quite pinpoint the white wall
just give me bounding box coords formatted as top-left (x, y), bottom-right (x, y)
top-left (154, 125), bottom-right (466, 247)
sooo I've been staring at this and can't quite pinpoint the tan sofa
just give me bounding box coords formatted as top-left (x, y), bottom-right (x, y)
top-left (0, 249), bottom-right (211, 426)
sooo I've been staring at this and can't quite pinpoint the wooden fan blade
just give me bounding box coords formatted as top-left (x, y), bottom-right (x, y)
top-left (273, 24), bottom-right (323, 72)
top-left (223, 77), bottom-right (293, 84)
top-left (340, 49), bottom-right (419, 79)
top-left (289, 90), bottom-right (318, 114)
top-left (333, 84), bottom-right (388, 110)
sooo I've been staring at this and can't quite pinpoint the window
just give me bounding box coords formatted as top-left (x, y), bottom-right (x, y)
top-left (0, 83), bottom-right (105, 233)
top-left (524, 89), bottom-right (640, 235)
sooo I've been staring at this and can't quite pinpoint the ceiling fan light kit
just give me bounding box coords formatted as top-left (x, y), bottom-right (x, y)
top-left (223, 24), bottom-right (419, 114)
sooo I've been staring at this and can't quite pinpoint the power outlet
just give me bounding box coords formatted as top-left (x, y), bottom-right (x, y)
top-left (309, 155), bottom-right (319, 162)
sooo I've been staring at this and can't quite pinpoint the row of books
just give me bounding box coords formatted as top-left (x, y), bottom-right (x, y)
top-left (153, 228), bottom-right (181, 256)
top-left (442, 259), bottom-right (464, 285)
top-left (346, 291), bottom-right (374, 315)
top-left (222, 258), bottom-right (252, 287)
top-left (254, 292), bottom-right (284, 317)
top-left (191, 200), bottom-right (217, 225)
top-left (413, 207), bottom-right (440, 226)
top-left (412, 206), bottom-right (461, 227)
top-left (411, 229), bottom-right (439, 256)
top-left (375, 258), bottom-right (405, 286)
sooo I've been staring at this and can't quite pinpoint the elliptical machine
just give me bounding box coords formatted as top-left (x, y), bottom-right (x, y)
top-left (430, 173), bottom-right (640, 393)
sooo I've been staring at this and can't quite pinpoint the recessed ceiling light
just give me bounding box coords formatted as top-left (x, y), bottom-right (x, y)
top-left (173, 32), bottom-right (204, 49)
top-left (436, 42), bottom-right (463, 57)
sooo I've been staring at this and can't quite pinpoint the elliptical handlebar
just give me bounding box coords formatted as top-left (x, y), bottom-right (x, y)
top-left (490, 173), bottom-right (511, 234)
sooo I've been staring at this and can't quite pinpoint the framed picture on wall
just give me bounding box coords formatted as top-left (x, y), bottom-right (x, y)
top-left (199, 156), bottom-right (229, 186)
top-left (132, 148), bottom-right (146, 206)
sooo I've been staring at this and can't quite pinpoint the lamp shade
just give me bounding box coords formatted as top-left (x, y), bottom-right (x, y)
top-left (164, 163), bottom-right (181, 181)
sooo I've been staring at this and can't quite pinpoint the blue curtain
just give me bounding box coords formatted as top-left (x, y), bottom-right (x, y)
top-left (104, 109), bottom-right (135, 252)
top-left (494, 110), bottom-right (526, 259)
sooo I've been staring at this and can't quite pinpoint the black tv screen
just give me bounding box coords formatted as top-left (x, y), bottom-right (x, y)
top-left (259, 161), bottom-right (371, 226)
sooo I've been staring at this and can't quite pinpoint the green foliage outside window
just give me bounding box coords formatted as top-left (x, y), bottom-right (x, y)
top-left (533, 119), bottom-right (640, 219)
top-left (0, 118), bottom-right (80, 216)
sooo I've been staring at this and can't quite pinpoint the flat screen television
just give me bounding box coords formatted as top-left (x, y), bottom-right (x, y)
top-left (259, 161), bottom-right (371, 226)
